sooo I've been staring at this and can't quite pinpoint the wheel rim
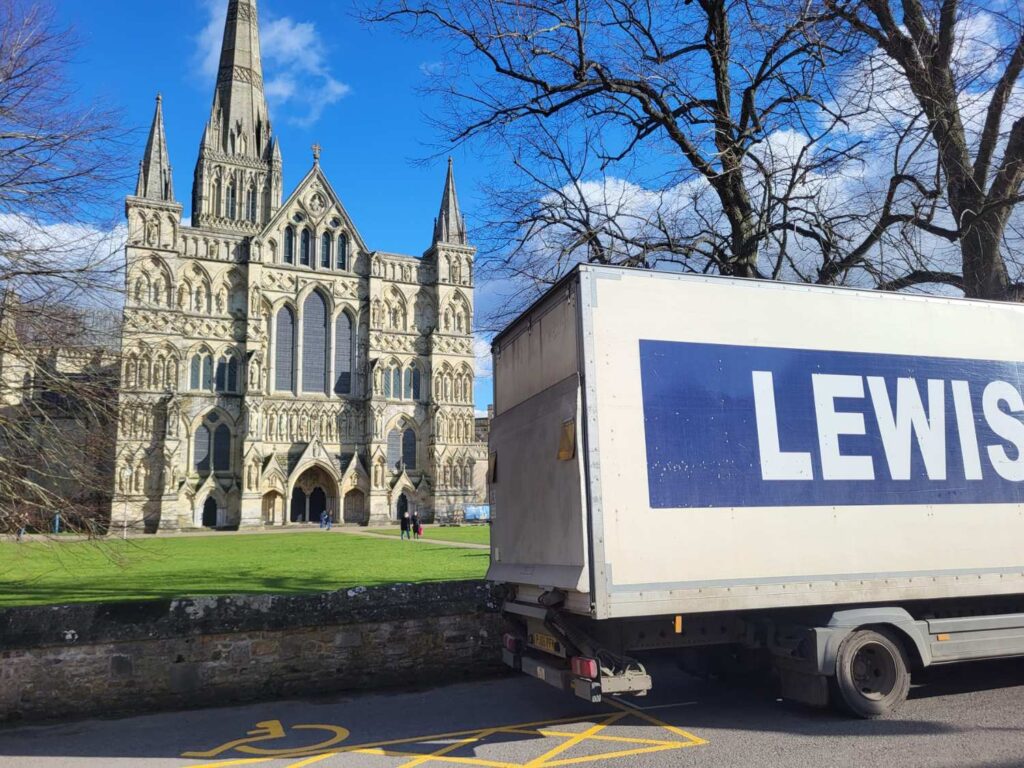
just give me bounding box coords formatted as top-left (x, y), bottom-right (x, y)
top-left (850, 642), bottom-right (898, 701)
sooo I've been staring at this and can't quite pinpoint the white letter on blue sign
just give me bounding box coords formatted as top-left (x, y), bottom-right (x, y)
top-left (867, 377), bottom-right (946, 480)
top-left (812, 374), bottom-right (874, 481)
top-left (952, 381), bottom-right (983, 480)
top-left (983, 381), bottom-right (1024, 481)
top-left (752, 371), bottom-right (813, 480)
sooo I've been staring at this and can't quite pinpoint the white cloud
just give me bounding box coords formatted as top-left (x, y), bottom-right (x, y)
top-left (474, 334), bottom-right (493, 381)
top-left (194, 0), bottom-right (351, 127)
top-left (419, 61), bottom-right (446, 77)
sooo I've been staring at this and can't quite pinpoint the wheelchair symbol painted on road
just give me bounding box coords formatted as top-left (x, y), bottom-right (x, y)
top-left (181, 701), bottom-right (707, 767)
top-left (181, 720), bottom-right (350, 760)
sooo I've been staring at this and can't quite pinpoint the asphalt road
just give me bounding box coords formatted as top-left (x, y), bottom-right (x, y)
top-left (1, 658), bottom-right (1023, 768)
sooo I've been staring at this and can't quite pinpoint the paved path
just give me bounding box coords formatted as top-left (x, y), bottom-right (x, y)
top-left (3, 526), bottom-right (489, 549)
top-left (333, 527), bottom-right (490, 550)
top-left (2, 658), bottom-right (1022, 767)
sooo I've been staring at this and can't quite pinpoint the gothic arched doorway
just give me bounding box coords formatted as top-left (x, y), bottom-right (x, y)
top-left (202, 497), bottom-right (218, 528)
top-left (290, 490), bottom-right (306, 523)
top-left (289, 465), bottom-right (339, 524)
top-left (309, 487), bottom-right (327, 523)
top-left (396, 493), bottom-right (409, 520)
top-left (344, 489), bottom-right (366, 525)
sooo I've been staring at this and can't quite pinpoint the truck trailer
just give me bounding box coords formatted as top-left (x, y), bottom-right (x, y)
top-left (487, 264), bottom-right (1024, 717)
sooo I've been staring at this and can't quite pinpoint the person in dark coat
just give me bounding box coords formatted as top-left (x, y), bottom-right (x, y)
top-left (411, 511), bottom-right (421, 539)
top-left (400, 511), bottom-right (412, 540)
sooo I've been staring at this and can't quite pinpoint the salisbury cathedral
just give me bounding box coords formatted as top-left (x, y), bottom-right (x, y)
top-left (115, 0), bottom-right (484, 531)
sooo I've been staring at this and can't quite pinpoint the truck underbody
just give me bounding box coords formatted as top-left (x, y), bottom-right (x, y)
top-left (500, 592), bottom-right (1024, 718)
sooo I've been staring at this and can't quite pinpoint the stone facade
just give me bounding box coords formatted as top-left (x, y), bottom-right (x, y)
top-left (0, 582), bottom-right (505, 722)
top-left (114, 0), bottom-right (485, 533)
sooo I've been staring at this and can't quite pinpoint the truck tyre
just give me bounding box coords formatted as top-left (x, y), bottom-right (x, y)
top-left (833, 629), bottom-right (910, 718)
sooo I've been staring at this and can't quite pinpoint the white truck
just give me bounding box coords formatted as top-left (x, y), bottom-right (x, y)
top-left (487, 264), bottom-right (1024, 717)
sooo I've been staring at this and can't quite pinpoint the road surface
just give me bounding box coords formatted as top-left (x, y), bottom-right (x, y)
top-left (1, 658), bottom-right (1022, 767)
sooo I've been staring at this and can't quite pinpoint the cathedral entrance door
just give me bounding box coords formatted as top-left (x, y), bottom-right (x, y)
top-left (396, 494), bottom-right (409, 520)
top-left (344, 490), bottom-right (366, 524)
top-left (290, 489), bottom-right (307, 523)
top-left (309, 487), bottom-right (327, 524)
top-left (202, 498), bottom-right (218, 529)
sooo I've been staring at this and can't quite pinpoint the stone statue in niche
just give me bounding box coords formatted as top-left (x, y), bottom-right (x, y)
top-left (146, 219), bottom-right (159, 246)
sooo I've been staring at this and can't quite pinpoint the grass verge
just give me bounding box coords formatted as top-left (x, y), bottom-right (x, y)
top-left (0, 532), bottom-right (489, 608)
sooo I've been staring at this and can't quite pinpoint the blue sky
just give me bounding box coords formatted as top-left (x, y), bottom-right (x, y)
top-left (56, 0), bottom-right (496, 412)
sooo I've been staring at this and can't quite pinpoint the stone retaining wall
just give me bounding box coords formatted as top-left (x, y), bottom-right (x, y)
top-left (0, 581), bottom-right (506, 722)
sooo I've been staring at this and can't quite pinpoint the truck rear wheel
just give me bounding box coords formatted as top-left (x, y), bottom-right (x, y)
top-left (833, 629), bottom-right (910, 718)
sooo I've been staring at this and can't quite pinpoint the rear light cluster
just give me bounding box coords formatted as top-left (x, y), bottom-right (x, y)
top-left (571, 656), bottom-right (599, 680)
top-left (503, 634), bottom-right (523, 654)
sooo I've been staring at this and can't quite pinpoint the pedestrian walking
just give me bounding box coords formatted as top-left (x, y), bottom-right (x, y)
top-left (53, 511), bottom-right (61, 535)
top-left (400, 510), bottom-right (412, 540)
top-left (319, 510), bottom-right (328, 529)
top-left (411, 511), bottom-right (421, 540)
top-left (325, 512), bottom-right (332, 531)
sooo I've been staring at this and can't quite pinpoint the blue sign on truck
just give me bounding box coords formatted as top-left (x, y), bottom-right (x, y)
top-left (640, 339), bottom-right (1024, 509)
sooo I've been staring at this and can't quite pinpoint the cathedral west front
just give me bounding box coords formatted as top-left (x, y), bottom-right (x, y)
top-left (114, 0), bottom-right (483, 532)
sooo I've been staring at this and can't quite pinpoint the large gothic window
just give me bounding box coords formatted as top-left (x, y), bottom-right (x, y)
top-left (227, 183), bottom-right (238, 219)
top-left (213, 424), bottom-right (231, 471)
top-left (194, 424), bottom-right (211, 474)
top-left (284, 227), bottom-right (295, 264)
top-left (275, 306), bottom-right (295, 392)
top-left (321, 233), bottom-right (332, 269)
top-left (300, 229), bottom-right (312, 267)
top-left (402, 429), bottom-right (417, 470)
top-left (338, 234), bottom-right (349, 270)
top-left (247, 188), bottom-right (258, 222)
top-left (387, 429), bottom-right (401, 470)
top-left (334, 312), bottom-right (353, 395)
top-left (213, 179), bottom-right (223, 217)
top-left (302, 292), bottom-right (328, 393)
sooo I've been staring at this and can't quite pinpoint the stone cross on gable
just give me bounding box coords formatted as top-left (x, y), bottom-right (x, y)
top-left (312, 144), bottom-right (322, 163)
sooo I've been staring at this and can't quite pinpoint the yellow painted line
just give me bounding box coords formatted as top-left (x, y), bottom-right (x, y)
top-left (542, 743), bottom-right (697, 767)
top-left (397, 728), bottom-right (500, 768)
top-left (186, 759), bottom-right (275, 768)
top-left (497, 727), bottom-right (680, 747)
top-left (287, 754), bottom-right (335, 767)
top-left (606, 699), bottom-right (708, 745)
top-left (184, 706), bottom-right (712, 768)
top-left (524, 714), bottom-right (625, 767)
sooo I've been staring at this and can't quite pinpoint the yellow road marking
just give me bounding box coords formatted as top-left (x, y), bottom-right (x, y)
top-left (524, 714), bottom-right (625, 767)
top-left (498, 727), bottom-right (678, 746)
top-left (183, 702), bottom-right (708, 768)
top-left (606, 699), bottom-right (708, 746)
top-left (542, 743), bottom-right (700, 767)
top-left (397, 728), bottom-right (501, 768)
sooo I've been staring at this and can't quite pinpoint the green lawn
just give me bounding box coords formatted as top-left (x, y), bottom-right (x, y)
top-left (369, 525), bottom-right (491, 546)
top-left (0, 532), bottom-right (489, 608)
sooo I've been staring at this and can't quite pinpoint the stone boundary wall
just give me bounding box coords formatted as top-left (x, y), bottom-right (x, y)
top-left (0, 581), bottom-right (507, 722)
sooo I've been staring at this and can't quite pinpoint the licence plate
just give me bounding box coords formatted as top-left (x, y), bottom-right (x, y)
top-left (530, 632), bottom-right (562, 655)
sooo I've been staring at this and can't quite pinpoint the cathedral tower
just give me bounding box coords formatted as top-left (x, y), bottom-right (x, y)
top-left (192, 0), bottom-right (283, 233)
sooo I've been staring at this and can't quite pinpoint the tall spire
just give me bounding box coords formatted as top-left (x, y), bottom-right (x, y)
top-left (433, 158), bottom-right (467, 246)
top-left (209, 0), bottom-right (270, 158)
top-left (136, 94), bottom-right (174, 202)
top-left (193, 0), bottom-right (281, 231)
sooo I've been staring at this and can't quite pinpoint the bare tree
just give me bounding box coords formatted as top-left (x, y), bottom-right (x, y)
top-left (370, 0), bottom-right (873, 293)
top-left (0, 0), bottom-right (129, 536)
top-left (825, 0), bottom-right (1024, 299)
top-left (370, 0), bottom-right (1024, 320)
